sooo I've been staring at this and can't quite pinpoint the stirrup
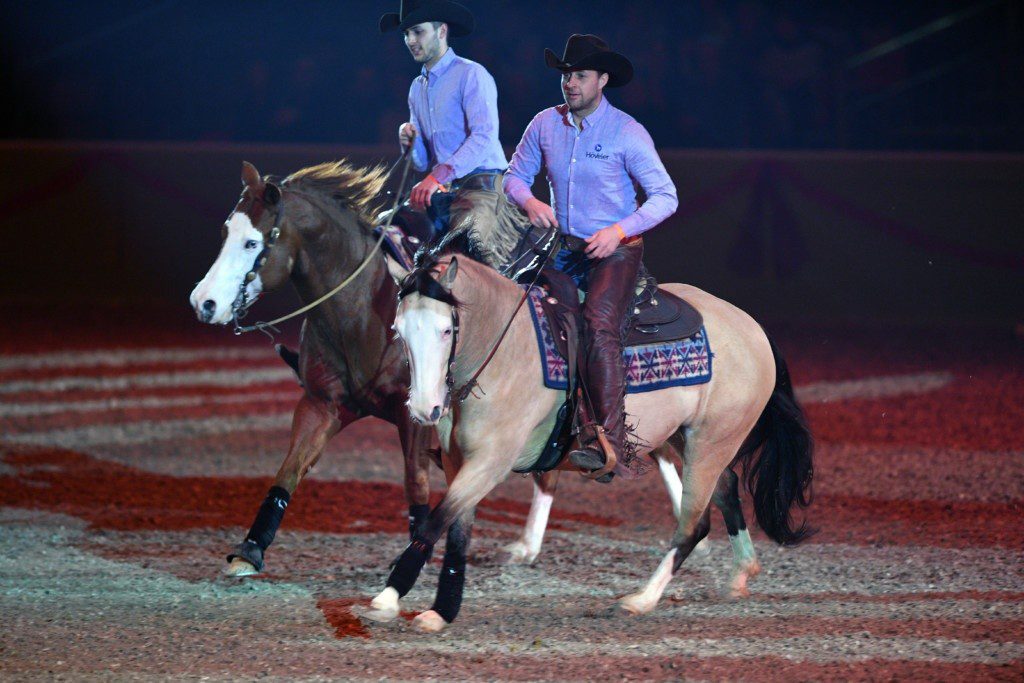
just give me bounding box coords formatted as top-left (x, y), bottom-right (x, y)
top-left (573, 426), bottom-right (617, 481)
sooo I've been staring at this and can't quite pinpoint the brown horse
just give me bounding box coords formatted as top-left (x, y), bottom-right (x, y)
top-left (189, 160), bottom-right (437, 576)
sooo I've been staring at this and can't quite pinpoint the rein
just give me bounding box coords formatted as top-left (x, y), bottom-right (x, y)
top-left (231, 143), bottom-right (417, 336)
top-left (448, 228), bottom-right (557, 404)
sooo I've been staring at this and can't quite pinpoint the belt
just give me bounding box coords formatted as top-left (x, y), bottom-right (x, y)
top-left (451, 170), bottom-right (503, 192)
top-left (560, 233), bottom-right (642, 252)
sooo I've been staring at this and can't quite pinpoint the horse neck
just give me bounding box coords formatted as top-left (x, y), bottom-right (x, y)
top-left (448, 259), bottom-right (533, 385)
top-left (289, 199), bottom-right (396, 356)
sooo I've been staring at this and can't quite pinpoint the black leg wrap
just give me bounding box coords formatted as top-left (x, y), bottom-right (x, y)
top-left (408, 504), bottom-right (430, 540)
top-left (386, 536), bottom-right (434, 598)
top-left (245, 486), bottom-right (291, 550)
top-left (430, 521), bottom-right (471, 623)
top-left (226, 539), bottom-right (264, 571)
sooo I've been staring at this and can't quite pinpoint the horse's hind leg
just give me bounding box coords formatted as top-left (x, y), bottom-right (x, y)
top-left (505, 470), bottom-right (559, 565)
top-left (621, 436), bottom-right (735, 615)
top-left (656, 434), bottom-right (712, 557)
top-left (225, 395), bottom-right (348, 576)
top-left (712, 466), bottom-right (761, 598)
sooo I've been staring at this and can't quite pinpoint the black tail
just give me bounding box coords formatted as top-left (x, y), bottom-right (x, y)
top-left (737, 336), bottom-right (815, 545)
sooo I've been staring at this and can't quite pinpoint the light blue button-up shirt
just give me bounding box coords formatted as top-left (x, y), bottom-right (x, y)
top-left (407, 48), bottom-right (508, 184)
top-left (504, 96), bottom-right (678, 238)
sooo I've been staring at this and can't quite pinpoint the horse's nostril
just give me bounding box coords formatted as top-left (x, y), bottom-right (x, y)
top-left (202, 300), bottom-right (216, 313)
top-left (429, 405), bottom-right (442, 422)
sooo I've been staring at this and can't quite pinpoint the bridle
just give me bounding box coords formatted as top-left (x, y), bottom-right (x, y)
top-left (229, 195), bottom-right (285, 332)
top-left (229, 143), bottom-right (417, 337)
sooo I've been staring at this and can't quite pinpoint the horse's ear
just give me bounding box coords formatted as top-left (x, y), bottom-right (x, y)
top-left (241, 161), bottom-right (262, 190)
top-left (438, 257), bottom-right (458, 291)
top-left (385, 255), bottom-right (409, 284)
top-left (264, 182), bottom-right (282, 206)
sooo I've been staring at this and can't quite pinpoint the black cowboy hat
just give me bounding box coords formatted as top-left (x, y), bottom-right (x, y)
top-left (544, 34), bottom-right (633, 88)
top-left (379, 0), bottom-right (475, 38)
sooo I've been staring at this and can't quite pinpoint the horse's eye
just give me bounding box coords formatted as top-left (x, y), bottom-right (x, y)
top-left (245, 239), bottom-right (259, 250)
top-left (442, 328), bottom-right (452, 338)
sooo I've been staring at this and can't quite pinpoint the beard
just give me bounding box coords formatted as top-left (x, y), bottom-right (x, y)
top-left (564, 90), bottom-right (598, 114)
top-left (411, 34), bottom-right (442, 64)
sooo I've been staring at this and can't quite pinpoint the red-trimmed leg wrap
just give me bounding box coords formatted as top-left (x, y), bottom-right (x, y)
top-left (386, 536), bottom-right (434, 598)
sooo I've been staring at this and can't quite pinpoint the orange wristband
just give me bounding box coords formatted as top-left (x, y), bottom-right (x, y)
top-left (427, 173), bottom-right (442, 187)
top-left (615, 224), bottom-right (627, 241)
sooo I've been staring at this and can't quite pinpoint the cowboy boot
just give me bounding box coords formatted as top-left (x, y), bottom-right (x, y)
top-left (568, 239), bottom-right (643, 482)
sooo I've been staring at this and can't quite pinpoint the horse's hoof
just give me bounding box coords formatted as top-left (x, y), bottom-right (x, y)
top-left (224, 558), bottom-right (259, 577)
top-left (692, 537), bottom-right (712, 557)
top-left (619, 593), bottom-right (656, 615)
top-left (503, 540), bottom-right (537, 565)
top-left (727, 581), bottom-right (751, 599)
top-left (744, 560), bottom-right (762, 579)
top-left (411, 610), bottom-right (448, 633)
top-left (362, 587), bottom-right (400, 622)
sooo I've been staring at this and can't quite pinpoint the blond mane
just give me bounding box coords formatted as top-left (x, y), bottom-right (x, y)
top-left (284, 160), bottom-right (388, 219)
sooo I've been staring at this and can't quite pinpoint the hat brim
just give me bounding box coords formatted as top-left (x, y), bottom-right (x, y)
top-left (379, 2), bottom-right (474, 38)
top-left (544, 48), bottom-right (633, 88)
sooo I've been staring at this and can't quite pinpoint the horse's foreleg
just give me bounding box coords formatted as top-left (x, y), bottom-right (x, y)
top-left (397, 416), bottom-right (434, 539)
top-left (505, 470), bottom-right (559, 564)
top-left (367, 445), bottom-right (514, 628)
top-left (225, 395), bottom-right (348, 576)
top-left (412, 511), bottom-right (476, 633)
top-left (712, 466), bottom-right (761, 598)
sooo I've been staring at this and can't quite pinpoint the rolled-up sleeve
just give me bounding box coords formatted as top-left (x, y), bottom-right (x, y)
top-left (433, 65), bottom-right (500, 183)
top-left (617, 122), bottom-right (678, 237)
top-left (504, 113), bottom-right (545, 209)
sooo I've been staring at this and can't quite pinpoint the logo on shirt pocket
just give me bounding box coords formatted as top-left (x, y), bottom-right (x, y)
top-left (586, 143), bottom-right (609, 160)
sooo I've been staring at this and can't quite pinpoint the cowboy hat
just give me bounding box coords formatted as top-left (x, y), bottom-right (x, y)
top-left (379, 0), bottom-right (475, 38)
top-left (544, 34), bottom-right (633, 88)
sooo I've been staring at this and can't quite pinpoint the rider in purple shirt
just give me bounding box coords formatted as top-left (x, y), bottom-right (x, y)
top-left (381, 0), bottom-right (508, 238)
top-left (505, 34), bottom-right (678, 481)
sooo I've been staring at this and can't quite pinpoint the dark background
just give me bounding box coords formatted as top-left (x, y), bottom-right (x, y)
top-left (1, 1), bottom-right (1021, 326)
top-left (4, 0), bottom-right (1022, 150)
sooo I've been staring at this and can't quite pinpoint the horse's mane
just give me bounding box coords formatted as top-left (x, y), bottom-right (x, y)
top-left (283, 160), bottom-right (388, 221)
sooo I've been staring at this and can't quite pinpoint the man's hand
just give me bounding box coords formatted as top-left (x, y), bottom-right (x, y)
top-left (409, 174), bottom-right (442, 211)
top-left (584, 224), bottom-right (624, 259)
top-left (524, 197), bottom-right (558, 229)
top-left (399, 122), bottom-right (417, 149)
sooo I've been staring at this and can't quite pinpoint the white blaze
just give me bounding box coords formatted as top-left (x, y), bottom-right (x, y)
top-left (189, 212), bottom-right (264, 325)
top-left (396, 295), bottom-right (454, 424)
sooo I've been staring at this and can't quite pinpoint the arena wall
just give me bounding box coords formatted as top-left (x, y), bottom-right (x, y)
top-left (1, 141), bottom-right (1019, 325)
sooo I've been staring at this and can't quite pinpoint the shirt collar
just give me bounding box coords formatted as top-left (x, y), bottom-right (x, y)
top-left (559, 95), bottom-right (611, 132)
top-left (421, 48), bottom-right (457, 80)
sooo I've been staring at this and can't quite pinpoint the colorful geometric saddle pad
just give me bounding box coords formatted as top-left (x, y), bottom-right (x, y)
top-left (526, 288), bottom-right (713, 393)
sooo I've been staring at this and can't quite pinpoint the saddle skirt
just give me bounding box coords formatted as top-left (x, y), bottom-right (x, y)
top-left (526, 280), bottom-right (713, 394)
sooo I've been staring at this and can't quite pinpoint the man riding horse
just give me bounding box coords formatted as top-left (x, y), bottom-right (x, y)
top-left (504, 34), bottom-right (679, 481)
top-left (382, 0), bottom-right (509, 243)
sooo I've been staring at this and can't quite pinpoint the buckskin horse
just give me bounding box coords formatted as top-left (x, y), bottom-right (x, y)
top-left (365, 253), bottom-right (814, 632)
top-left (189, 160), bottom-right (441, 576)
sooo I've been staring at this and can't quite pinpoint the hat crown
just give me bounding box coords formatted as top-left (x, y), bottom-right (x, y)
top-left (562, 34), bottom-right (612, 65)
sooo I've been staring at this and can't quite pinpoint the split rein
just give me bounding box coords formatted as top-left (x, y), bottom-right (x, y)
top-left (230, 145), bottom-right (417, 336)
top-left (426, 228), bottom-right (557, 406)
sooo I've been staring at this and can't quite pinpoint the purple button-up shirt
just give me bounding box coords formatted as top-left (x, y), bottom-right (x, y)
top-left (407, 48), bottom-right (507, 184)
top-left (504, 97), bottom-right (677, 238)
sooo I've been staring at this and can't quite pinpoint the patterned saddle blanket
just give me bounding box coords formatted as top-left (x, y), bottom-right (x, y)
top-left (525, 287), bottom-right (713, 394)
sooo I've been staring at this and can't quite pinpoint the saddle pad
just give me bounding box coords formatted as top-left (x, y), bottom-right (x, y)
top-left (526, 288), bottom-right (713, 393)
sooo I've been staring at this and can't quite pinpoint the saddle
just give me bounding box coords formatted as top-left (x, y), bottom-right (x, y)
top-left (514, 267), bottom-right (703, 474)
top-left (375, 203), bottom-right (435, 271)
